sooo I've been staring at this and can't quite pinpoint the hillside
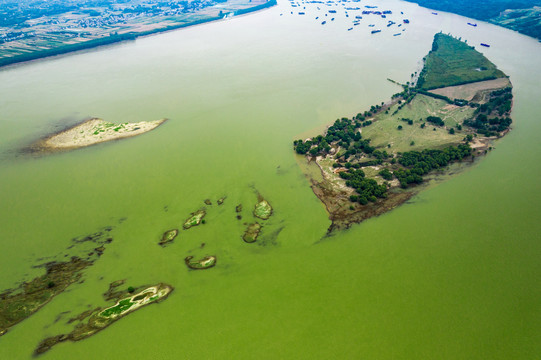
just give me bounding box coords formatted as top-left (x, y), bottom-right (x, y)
top-left (405, 0), bottom-right (541, 40)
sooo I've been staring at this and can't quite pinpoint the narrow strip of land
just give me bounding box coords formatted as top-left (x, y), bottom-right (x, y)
top-left (32, 118), bottom-right (166, 153)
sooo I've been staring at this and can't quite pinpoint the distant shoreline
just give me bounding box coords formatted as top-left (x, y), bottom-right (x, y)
top-left (0, 0), bottom-right (277, 70)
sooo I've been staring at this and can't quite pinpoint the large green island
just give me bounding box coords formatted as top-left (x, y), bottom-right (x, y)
top-left (294, 33), bottom-right (513, 232)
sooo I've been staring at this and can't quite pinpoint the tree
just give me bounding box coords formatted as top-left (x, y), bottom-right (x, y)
top-left (379, 168), bottom-right (393, 180)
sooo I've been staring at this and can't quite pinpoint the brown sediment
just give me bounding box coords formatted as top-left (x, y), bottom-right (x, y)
top-left (311, 179), bottom-right (416, 233)
top-left (27, 117), bottom-right (167, 153)
top-left (429, 78), bottom-right (510, 101)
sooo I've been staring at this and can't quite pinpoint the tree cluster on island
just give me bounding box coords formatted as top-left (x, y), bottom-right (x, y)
top-left (294, 114), bottom-right (474, 205)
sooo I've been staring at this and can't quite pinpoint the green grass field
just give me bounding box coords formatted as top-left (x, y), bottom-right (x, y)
top-left (418, 33), bottom-right (506, 90)
top-left (362, 95), bottom-right (473, 153)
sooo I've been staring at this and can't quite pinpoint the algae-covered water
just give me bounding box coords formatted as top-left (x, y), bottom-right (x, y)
top-left (1, 0), bottom-right (541, 358)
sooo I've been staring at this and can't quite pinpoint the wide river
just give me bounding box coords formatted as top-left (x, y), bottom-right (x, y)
top-left (1, 0), bottom-right (540, 358)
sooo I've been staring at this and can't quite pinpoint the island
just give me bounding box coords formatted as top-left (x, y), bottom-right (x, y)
top-left (294, 33), bottom-right (513, 232)
top-left (185, 255), bottom-right (217, 270)
top-left (253, 195), bottom-right (273, 220)
top-left (183, 209), bottom-right (206, 229)
top-left (31, 117), bottom-right (167, 153)
top-left (159, 229), bottom-right (179, 247)
top-left (34, 282), bottom-right (173, 355)
top-left (243, 223), bottom-right (262, 243)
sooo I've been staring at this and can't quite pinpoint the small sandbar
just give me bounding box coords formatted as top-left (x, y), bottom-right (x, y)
top-left (185, 255), bottom-right (216, 270)
top-left (34, 117), bottom-right (167, 152)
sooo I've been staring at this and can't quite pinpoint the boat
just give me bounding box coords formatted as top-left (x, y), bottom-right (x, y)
top-left (331, 18), bottom-right (335, 21)
top-left (467, 23), bottom-right (477, 27)
top-left (403, 19), bottom-right (409, 24)
top-left (432, 12), bottom-right (438, 15)
top-left (371, 29), bottom-right (381, 34)
top-left (321, 21), bottom-right (326, 25)
top-left (480, 43), bottom-right (490, 47)
top-left (329, 10), bottom-right (336, 13)
top-left (348, 27), bottom-right (353, 31)
top-left (355, 15), bottom-right (362, 19)
top-left (393, 33), bottom-right (401, 36)
top-left (368, 24), bottom-right (375, 27)
top-left (298, 12), bottom-right (305, 15)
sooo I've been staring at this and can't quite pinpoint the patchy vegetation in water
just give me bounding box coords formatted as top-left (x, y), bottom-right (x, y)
top-left (34, 283), bottom-right (173, 355)
top-left (183, 209), bottom-right (206, 229)
top-left (159, 229), bottom-right (178, 247)
top-left (0, 257), bottom-right (93, 337)
top-left (185, 255), bottom-right (217, 270)
top-left (0, 226), bottom-right (115, 337)
top-left (294, 33), bottom-right (513, 232)
top-left (243, 223), bottom-right (262, 243)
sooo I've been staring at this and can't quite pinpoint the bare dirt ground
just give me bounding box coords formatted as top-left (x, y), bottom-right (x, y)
top-left (429, 78), bottom-right (510, 101)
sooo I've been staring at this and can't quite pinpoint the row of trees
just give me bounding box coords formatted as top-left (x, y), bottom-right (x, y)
top-left (394, 144), bottom-right (472, 188)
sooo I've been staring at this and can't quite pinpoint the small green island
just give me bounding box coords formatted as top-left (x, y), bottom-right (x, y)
top-left (34, 282), bottom-right (173, 354)
top-left (183, 209), bottom-right (206, 229)
top-left (254, 196), bottom-right (273, 220)
top-left (243, 223), bottom-right (262, 243)
top-left (159, 229), bottom-right (179, 247)
top-left (294, 33), bottom-right (513, 232)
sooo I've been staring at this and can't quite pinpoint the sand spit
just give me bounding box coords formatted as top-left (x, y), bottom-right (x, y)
top-left (33, 118), bottom-right (167, 152)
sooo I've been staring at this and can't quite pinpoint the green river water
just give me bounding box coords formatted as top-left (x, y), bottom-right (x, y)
top-left (1, 0), bottom-right (540, 358)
